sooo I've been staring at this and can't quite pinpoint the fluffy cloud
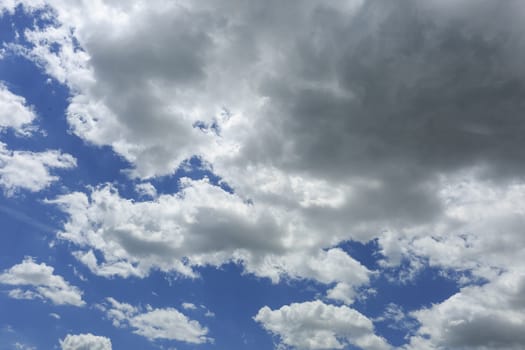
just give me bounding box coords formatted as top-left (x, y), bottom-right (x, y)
top-left (14, 0), bottom-right (525, 258)
top-left (375, 175), bottom-right (525, 348)
top-left (47, 178), bottom-right (370, 303)
top-left (10, 0), bottom-right (525, 187)
top-left (60, 333), bottom-right (112, 350)
top-left (405, 271), bottom-right (525, 350)
top-left (103, 297), bottom-right (211, 344)
top-left (0, 258), bottom-right (85, 306)
top-left (0, 78), bottom-right (75, 195)
top-left (378, 173), bottom-right (525, 279)
top-left (254, 300), bottom-right (390, 350)
top-left (5, 0), bottom-right (218, 178)
top-left (0, 83), bottom-right (36, 135)
top-left (181, 302), bottom-right (197, 310)
top-left (0, 142), bottom-right (76, 195)
top-left (134, 182), bottom-right (157, 198)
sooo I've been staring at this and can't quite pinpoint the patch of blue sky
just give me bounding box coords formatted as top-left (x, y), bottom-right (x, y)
top-left (149, 156), bottom-right (234, 198)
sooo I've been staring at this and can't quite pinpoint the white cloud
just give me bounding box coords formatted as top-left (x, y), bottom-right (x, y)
top-left (0, 1), bottom-right (46, 15)
top-left (7, 0), bottom-right (213, 178)
top-left (0, 257), bottom-right (85, 306)
top-left (103, 297), bottom-right (211, 344)
top-left (0, 79), bottom-right (75, 196)
top-left (60, 333), bottom-right (112, 350)
top-left (372, 174), bottom-right (525, 348)
top-left (135, 182), bottom-right (157, 198)
top-left (13, 342), bottom-right (36, 350)
top-left (8, 288), bottom-right (41, 300)
top-left (254, 300), bottom-right (390, 350)
top-left (11, 0), bottom-right (525, 235)
top-left (47, 178), bottom-right (370, 302)
top-left (5, 0), bottom-right (364, 179)
top-left (378, 172), bottom-right (525, 279)
top-left (373, 303), bottom-right (417, 333)
top-left (181, 302), bottom-right (215, 318)
top-left (181, 302), bottom-right (197, 310)
top-left (405, 271), bottom-right (525, 350)
top-left (0, 83), bottom-right (37, 135)
top-left (0, 142), bottom-right (76, 195)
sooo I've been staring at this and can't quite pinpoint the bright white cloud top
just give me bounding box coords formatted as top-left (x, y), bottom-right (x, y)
top-left (103, 297), bottom-right (211, 344)
top-left (0, 143), bottom-right (76, 195)
top-left (47, 179), bottom-right (370, 304)
top-left (0, 83), bottom-right (76, 195)
top-left (0, 83), bottom-right (36, 135)
top-left (59, 333), bottom-right (112, 350)
top-left (0, 0), bottom-right (524, 349)
top-left (0, 258), bottom-right (84, 306)
top-left (255, 300), bottom-right (390, 350)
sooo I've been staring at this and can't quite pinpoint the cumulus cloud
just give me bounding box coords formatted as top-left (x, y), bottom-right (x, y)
top-left (405, 271), bottom-right (525, 350)
top-left (102, 297), bottom-right (211, 344)
top-left (254, 300), bottom-right (390, 350)
top-left (0, 83), bottom-right (37, 135)
top-left (47, 178), bottom-right (370, 302)
top-left (0, 78), bottom-right (75, 195)
top-left (0, 142), bottom-right (76, 195)
top-left (134, 182), bottom-right (157, 198)
top-left (60, 333), bottom-right (112, 350)
top-left (15, 0), bottom-right (525, 259)
top-left (0, 257), bottom-right (85, 306)
top-left (378, 172), bottom-right (525, 279)
top-left (372, 174), bottom-right (525, 348)
top-left (10, 0), bottom-right (525, 188)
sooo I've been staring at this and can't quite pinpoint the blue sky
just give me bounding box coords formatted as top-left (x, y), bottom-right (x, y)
top-left (1, 1), bottom-right (525, 350)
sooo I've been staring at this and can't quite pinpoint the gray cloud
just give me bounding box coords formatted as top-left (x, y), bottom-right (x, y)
top-left (407, 271), bottom-right (525, 350)
top-left (231, 0), bottom-right (525, 228)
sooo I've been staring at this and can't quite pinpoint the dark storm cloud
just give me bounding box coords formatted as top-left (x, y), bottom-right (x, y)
top-left (247, 0), bottom-right (525, 183)
top-left (207, 0), bottom-right (525, 244)
top-left (446, 315), bottom-right (525, 349)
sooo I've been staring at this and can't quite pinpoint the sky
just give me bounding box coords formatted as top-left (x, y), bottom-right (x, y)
top-left (0, 0), bottom-right (525, 349)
